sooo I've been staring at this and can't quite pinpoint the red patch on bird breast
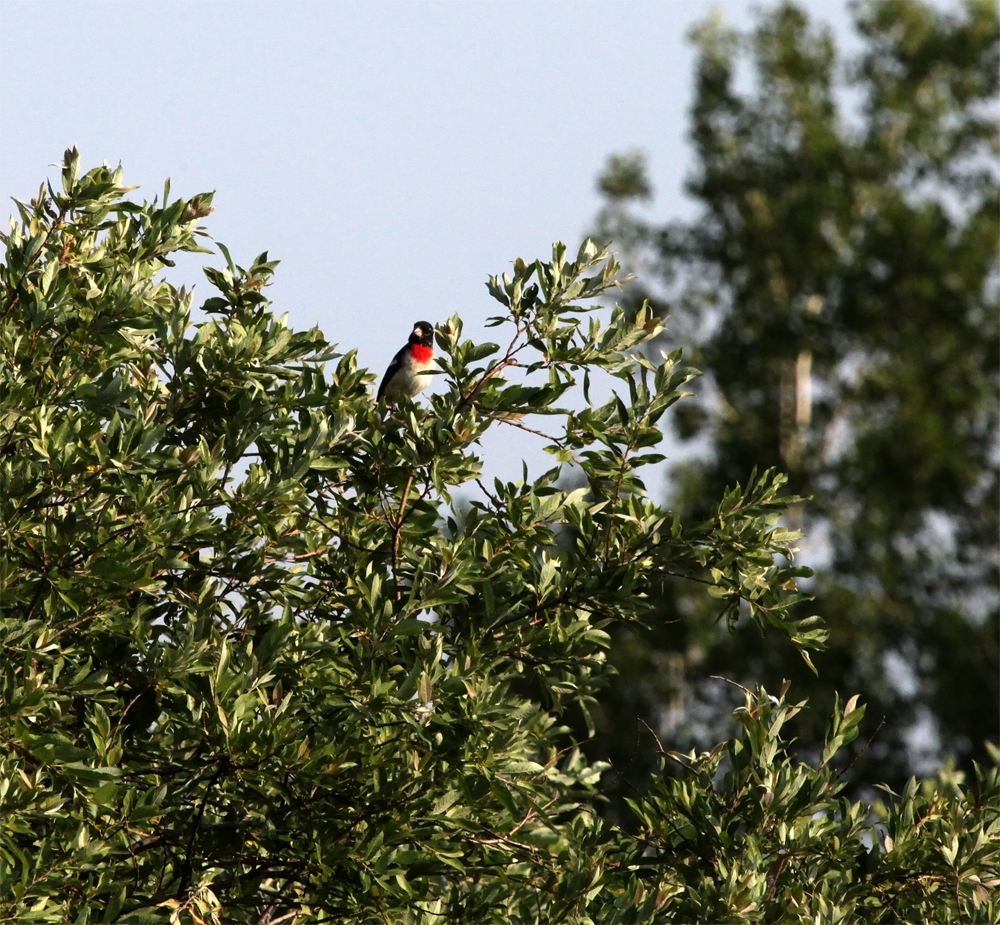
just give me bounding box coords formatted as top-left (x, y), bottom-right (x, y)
top-left (411, 344), bottom-right (434, 364)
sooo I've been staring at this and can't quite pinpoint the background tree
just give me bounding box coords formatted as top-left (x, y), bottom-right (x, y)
top-left (591, 0), bottom-right (998, 803)
top-left (1, 152), bottom-right (997, 923)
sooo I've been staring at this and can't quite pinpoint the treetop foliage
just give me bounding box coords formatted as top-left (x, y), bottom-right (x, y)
top-left (1, 146), bottom-right (997, 921)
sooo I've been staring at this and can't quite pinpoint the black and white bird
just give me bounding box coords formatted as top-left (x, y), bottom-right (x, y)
top-left (376, 321), bottom-right (435, 403)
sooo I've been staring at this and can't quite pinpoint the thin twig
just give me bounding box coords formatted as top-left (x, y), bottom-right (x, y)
top-left (391, 473), bottom-right (414, 601)
top-left (835, 717), bottom-right (886, 780)
top-left (709, 674), bottom-right (754, 698)
top-left (264, 547), bottom-right (330, 564)
top-left (459, 318), bottom-right (528, 407)
top-left (262, 912), bottom-right (302, 925)
top-left (475, 478), bottom-right (502, 508)
top-left (497, 417), bottom-right (566, 446)
top-left (178, 759), bottom-right (230, 897)
top-left (488, 592), bottom-right (572, 632)
top-left (663, 568), bottom-right (716, 587)
top-left (22, 578), bottom-right (48, 622)
top-left (638, 717), bottom-right (668, 757)
top-left (765, 853), bottom-right (790, 902)
top-left (459, 355), bottom-right (519, 405)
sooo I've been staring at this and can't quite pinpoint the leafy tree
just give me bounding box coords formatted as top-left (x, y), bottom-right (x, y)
top-left (1, 151), bottom-right (997, 923)
top-left (592, 0), bottom-right (999, 799)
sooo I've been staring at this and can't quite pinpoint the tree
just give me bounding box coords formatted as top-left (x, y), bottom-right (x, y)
top-left (591, 0), bottom-right (999, 799)
top-left (1, 151), bottom-right (997, 923)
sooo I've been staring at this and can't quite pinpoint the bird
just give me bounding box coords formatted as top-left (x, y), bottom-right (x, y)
top-left (376, 321), bottom-right (436, 403)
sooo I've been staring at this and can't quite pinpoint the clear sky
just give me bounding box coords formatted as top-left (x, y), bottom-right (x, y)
top-left (2, 0), bottom-right (853, 488)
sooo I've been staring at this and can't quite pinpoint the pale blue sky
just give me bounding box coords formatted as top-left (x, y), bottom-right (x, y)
top-left (2, 0), bottom-right (852, 487)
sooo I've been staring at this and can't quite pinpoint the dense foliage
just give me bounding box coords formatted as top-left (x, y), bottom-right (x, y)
top-left (592, 0), bottom-right (998, 797)
top-left (1, 152), bottom-right (997, 922)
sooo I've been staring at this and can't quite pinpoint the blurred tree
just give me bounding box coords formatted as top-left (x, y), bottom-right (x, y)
top-left (591, 0), bottom-right (999, 802)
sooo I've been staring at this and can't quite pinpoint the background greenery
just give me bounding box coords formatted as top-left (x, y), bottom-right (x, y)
top-left (590, 0), bottom-right (998, 806)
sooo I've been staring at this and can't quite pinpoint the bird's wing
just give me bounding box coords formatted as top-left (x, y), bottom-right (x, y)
top-left (377, 347), bottom-right (407, 401)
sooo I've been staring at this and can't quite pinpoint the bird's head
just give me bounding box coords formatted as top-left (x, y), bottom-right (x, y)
top-left (410, 321), bottom-right (434, 346)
